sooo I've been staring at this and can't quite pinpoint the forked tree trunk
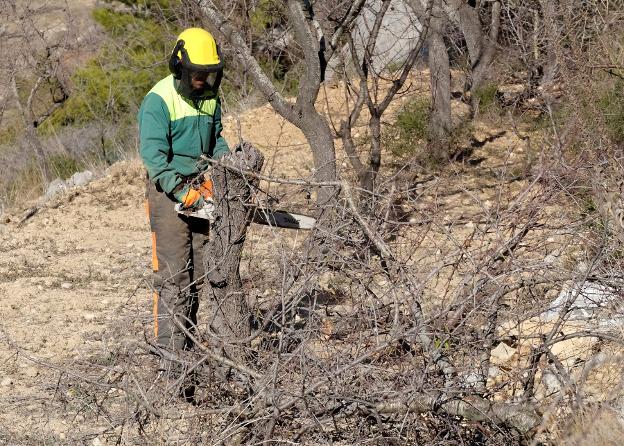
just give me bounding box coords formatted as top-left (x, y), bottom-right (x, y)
top-left (203, 143), bottom-right (264, 363)
top-left (448, 0), bottom-right (501, 116)
top-left (200, 1), bottom-right (338, 211)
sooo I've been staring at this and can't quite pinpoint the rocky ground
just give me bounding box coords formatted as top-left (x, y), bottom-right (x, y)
top-left (0, 97), bottom-right (319, 443)
top-left (0, 77), bottom-right (622, 443)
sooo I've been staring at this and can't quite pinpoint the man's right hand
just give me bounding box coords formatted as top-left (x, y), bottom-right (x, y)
top-left (174, 185), bottom-right (205, 209)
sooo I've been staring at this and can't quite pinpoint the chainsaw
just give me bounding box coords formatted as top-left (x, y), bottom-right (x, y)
top-left (174, 201), bottom-right (316, 229)
top-left (174, 159), bottom-right (316, 229)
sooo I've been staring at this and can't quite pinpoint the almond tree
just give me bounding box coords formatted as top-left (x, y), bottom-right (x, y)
top-left (337, 0), bottom-right (432, 192)
top-left (198, 0), bottom-right (368, 206)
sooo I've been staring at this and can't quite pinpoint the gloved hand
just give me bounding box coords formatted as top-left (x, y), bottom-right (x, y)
top-left (174, 185), bottom-right (205, 209)
top-left (199, 178), bottom-right (214, 201)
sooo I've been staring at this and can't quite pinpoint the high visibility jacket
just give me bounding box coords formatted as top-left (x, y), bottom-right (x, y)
top-left (138, 74), bottom-right (229, 194)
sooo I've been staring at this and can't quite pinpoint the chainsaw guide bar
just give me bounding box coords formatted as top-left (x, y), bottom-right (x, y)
top-left (246, 205), bottom-right (316, 230)
top-left (174, 203), bottom-right (316, 229)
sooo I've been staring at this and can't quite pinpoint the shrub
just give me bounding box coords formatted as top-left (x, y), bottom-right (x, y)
top-left (386, 98), bottom-right (430, 158)
top-left (598, 79), bottom-right (624, 145)
top-left (260, 58), bottom-right (301, 97)
top-left (250, 0), bottom-right (286, 33)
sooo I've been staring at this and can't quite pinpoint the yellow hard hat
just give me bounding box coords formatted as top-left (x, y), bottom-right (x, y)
top-left (169, 28), bottom-right (224, 99)
top-left (174, 28), bottom-right (221, 66)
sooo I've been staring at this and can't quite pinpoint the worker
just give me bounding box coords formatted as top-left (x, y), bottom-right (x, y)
top-left (138, 28), bottom-right (229, 377)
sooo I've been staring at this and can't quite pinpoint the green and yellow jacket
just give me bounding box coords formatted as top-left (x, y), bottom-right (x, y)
top-left (138, 74), bottom-right (229, 194)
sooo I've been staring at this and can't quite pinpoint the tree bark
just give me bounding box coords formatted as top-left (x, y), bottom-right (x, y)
top-left (426, 2), bottom-right (452, 160)
top-left (300, 112), bottom-right (338, 206)
top-left (539, 0), bottom-right (560, 88)
top-left (407, 0), bottom-right (451, 160)
top-left (203, 143), bottom-right (264, 364)
top-left (359, 113), bottom-right (382, 192)
top-left (469, 1), bottom-right (501, 115)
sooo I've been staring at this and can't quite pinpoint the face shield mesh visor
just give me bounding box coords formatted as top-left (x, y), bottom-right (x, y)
top-left (179, 67), bottom-right (222, 99)
top-left (192, 71), bottom-right (219, 88)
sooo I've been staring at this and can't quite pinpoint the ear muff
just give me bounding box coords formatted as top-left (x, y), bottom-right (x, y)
top-left (169, 40), bottom-right (185, 79)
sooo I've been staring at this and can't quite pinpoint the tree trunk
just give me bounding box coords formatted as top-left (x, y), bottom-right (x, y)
top-left (539, 0), bottom-right (560, 88)
top-left (300, 107), bottom-right (338, 207)
top-left (427, 4), bottom-right (452, 161)
top-left (465, 1), bottom-right (501, 116)
top-left (359, 113), bottom-right (382, 192)
top-left (447, 0), bottom-right (501, 116)
top-left (203, 143), bottom-right (264, 364)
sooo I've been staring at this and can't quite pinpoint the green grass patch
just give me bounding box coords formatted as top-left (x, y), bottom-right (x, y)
top-left (473, 83), bottom-right (499, 110)
top-left (4, 154), bottom-right (82, 198)
top-left (0, 125), bottom-right (21, 147)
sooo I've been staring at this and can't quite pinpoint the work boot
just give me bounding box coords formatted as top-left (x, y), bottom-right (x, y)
top-left (157, 356), bottom-right (197, 404)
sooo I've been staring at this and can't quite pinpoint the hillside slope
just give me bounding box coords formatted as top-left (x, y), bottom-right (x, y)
top-left (0, 100), bottom-right (318, 441)
top-left (0, 82), bottom-right (621, 443)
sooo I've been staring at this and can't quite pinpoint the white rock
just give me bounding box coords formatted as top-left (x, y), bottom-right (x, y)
top-left (341, 0), bottom-right (420, 76)
top-left (60, 282), bottom-right (72, 289)
top-left (82, 313), bottom-right (96, 321)
top-left (490, 342), bottom-right (516, 365)
top-left (542, 282), bottom-right (621, 327)
top-left (0, 377), bottom-right (13, 386)
top-left (488, 365), bottom-right (501, 379)
top-left (541, 368), bottom-right (562, 393)
top-left (91, 437), bottom-right (103, 446)
top-left (44, 178), bottom-right (68, 200)
top-left (67, 170), bottom-right (93, 188)
top-left (544, 253), bottom-right (558, 264)
top-left (23, 367), bottom-right (39, 378)
top-left (462, 371), bottom-right (482, 387)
